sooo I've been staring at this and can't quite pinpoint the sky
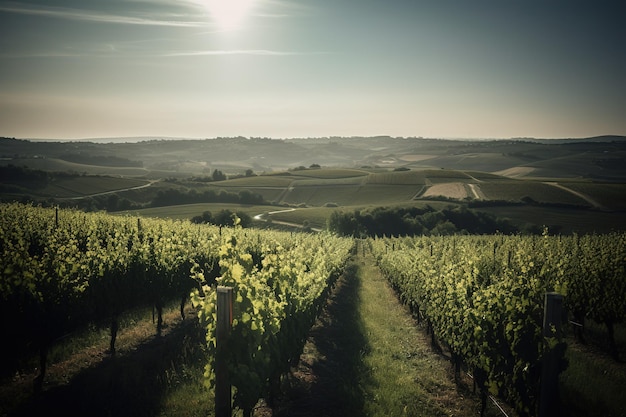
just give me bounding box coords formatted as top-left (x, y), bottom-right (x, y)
top-left (0, 0), bottom-right (625, 140)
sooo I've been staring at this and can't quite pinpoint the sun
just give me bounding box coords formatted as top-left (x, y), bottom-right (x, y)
top-left (200, 0), bottom-right (256, 31)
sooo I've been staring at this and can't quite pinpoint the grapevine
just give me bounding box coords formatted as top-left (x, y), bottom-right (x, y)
top-left (370, 233), bottom-right (625, 416)
top-left (190, 216), bottom-right (353, 415)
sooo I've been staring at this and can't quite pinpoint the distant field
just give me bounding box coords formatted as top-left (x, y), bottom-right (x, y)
top-left (559, 182), bottom-right (626, 211)
top-left (212, 175), bottom-right (294, 187)
top-left (366, 169), bottom-right (491, 186)
top-left (351, 184), bottom-right (422, 204)
top-left (290, 176), bottom-right (366, 186)
top-left (397, 154), bottom-right (437, 162)
top-left (119, 195), bottom-right (626, 236)
top-left (477, 181), bottom-right (592, 206)
top-left (422, 183), bottom-right (471, 199)
top-left (480, 205), bottom-right (626, 234)
top-left (121, 203), bottom-right (274, 220)
top-left (366, 170), bottom-right (430, 185)
top-left (523, 152), bottom-right (626, 180)
top-left (5, 149), bottom-right (625, 235)
top-left (465, 171), bottom-right (510, 181)
top-left (494, 167), bottom-right (538, 178)
top-left (0, 158), bottom-right (150, 177)
top-left (417, 152), bottom-right (531, 173)
top-left (290, 168), bottom-right (370, 179)
top-left (422, 169), bottom-right (479, 183)
top-left (278, 183), bottom-right (421, 207)
top-left (121, 168), bottom-right (626, 232)
top-left (44, 177), bottom-right (150, 198)
top-left (267, 207), bottom-right (335, 229)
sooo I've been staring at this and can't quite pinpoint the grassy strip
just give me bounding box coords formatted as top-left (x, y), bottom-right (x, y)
top-left (0, 301), bottom-right (211, 417)
top-left (560, 344), bottom-right (626, 417)
top-left (355, 250), bottom-right (497, 417)
top-left (276, 249), bottom-right (502, 417)
top-left (559, 320), bottom-right (626, 417)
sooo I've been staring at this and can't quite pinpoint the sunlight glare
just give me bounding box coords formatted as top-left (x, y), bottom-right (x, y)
top-left (201, 0), bottom-right (256, 31)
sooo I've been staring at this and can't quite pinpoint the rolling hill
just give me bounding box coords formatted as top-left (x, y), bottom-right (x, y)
top-left (2, 135), bottom-right (626, 180)
top-left (2, 136), bottom-right (626, 234)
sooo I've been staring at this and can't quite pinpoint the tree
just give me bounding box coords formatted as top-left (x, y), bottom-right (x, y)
top-left (212, 169), bottom-right (227, 181)
top-left (191, 211), bottom-right (213, 224)
top-left (238, 190), bottom-right (263, 205)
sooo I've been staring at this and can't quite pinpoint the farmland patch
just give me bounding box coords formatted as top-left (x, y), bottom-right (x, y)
top-left (422, 182), bottom-right (471, 200)
top-left (398, 154), bottom-right (437, 162)
top-left (494, 166), bottom-right (537, 178)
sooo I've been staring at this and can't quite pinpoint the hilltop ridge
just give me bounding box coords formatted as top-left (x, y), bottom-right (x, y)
top-left (2, 135), bottom-right (626, 180)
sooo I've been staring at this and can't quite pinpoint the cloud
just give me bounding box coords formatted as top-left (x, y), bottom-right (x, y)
top-left (0, 2), bottom-right (203, 27)
top-left (161, 49), bottom-right (304, 57)
top-left (0, 46), bottom-right (328, 60)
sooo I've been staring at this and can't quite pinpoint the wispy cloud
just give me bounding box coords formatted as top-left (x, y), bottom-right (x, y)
top-left (161, 49), bottom-right (306, 57)
top-left (0, 2), bottom-right (203, 27)
top-left (0, 47), bottom-right (329, 59)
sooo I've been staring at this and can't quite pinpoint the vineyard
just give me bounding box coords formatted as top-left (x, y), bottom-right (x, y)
top-left (0, 203), bottom-right (353, 415)
top-left (370, 233), bottom-right (626, 416)
top-left (1, 202), bottom-right (625, 416)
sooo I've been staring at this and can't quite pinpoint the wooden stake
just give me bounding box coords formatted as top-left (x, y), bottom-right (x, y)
top-left (216, 286), bottom-right (233, 417)
top-left (539, 292), bottom-right (564, 417)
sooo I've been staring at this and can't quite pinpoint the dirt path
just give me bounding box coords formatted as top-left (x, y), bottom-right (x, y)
top-left (273, 247), bottom-right (505, 417)
top-left (253, 208), bottom-right (323, 232)
top-left (467, 183), bottom-right (485, 200)
top-left (271, 258), bottom-right (366, 417)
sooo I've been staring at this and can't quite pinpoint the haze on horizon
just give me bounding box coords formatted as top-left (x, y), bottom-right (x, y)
top-left (1, 0), bottom-right (625, 140)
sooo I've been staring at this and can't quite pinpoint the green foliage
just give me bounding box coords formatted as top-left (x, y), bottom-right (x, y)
top-left (371, 234), bottom-right (626, 416)
top-left (151, 188), bottom-right (266, 207)
top-left (0, 202), bottom-right (352, 406)
top-left (0, 203), bottom-right (221, 375)
top-left (212, 169), bottom-right (227, 182)
top-left (191, 210), bottom-right (252, 228)
top-left (0, 164), bottom-right (50, 188)
top-left (190, 219), bottom-right (353, 414)
top-left (328, 206), bottom-right (517, 237)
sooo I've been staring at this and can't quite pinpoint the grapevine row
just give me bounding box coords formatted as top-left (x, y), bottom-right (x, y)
top-left (1, 203), bottom-right (226, 384)
top-left (0, 202), bottom-right (353, 406)
top-left (370, 232), bottom-right (626, 416)
top-left (190, 217), bottom-right (354, 414)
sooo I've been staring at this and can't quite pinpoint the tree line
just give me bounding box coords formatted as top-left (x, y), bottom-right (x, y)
top-left (190, 209), bottom-right (252, 228)
top-left (150, 188), bottom-right (266, 207)
top-left (327, 205), bottom-right (525, 237)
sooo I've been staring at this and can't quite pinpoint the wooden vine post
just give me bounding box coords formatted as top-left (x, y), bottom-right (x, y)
top-left (539, 292), bottom-right (564, 417)
top-left (216, 286), bottom-right (233, 417)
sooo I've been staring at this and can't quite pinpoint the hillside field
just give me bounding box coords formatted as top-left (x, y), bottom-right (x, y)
top-left (121, 168), bottom-right (626, 234)
top-left (2, 136), bottom-right (626, 234)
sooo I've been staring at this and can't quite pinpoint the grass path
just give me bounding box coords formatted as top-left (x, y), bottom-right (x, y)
top-left (274, 246), bottom-right (505, 417)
